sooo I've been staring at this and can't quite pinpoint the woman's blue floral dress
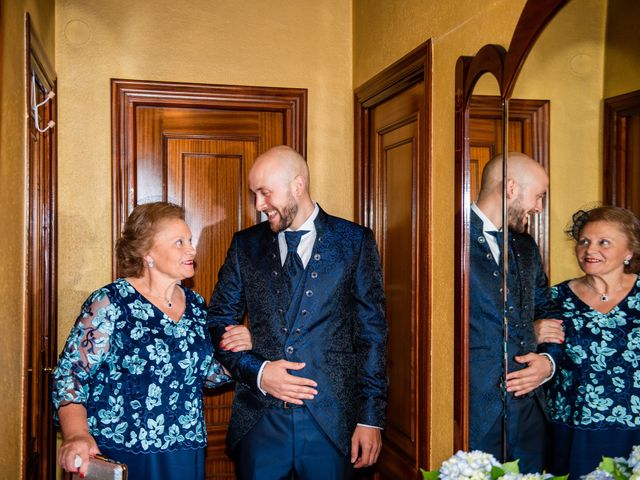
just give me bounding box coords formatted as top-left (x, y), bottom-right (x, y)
top-left (545, 276), bottom-right (640, 478)
top-left (52, 279), bottom-right (230, 478)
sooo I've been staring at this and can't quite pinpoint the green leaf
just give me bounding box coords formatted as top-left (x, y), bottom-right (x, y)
top-left (501, 460), bottom-right (520, 473)
top-left (419, 468), bottom-right (440, 480)
top-left (550, 476), bottom-right (570, 480)
top-left (599, 456), bottom-right (616, 473)
top-left (597, 456), bottom-right (628, 480)
top-left (490, 466), bottom-right (506, 479)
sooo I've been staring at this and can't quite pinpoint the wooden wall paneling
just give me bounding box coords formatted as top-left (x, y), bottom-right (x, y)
top-left (355, 40), bottom-right (431, 478)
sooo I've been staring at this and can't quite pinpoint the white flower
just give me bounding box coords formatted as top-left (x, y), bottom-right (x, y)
top-left (580, 472), bottom-right (614, 480)
top-left (501, 474), bottom-right (553, 479)
top-left (439, 450), bottom-right (500, 480)
top-left (630, 445), bottom-right (640, 473)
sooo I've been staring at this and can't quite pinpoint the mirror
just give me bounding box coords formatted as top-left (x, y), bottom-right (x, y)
top-left (455, 0), bottom-right (640, 462)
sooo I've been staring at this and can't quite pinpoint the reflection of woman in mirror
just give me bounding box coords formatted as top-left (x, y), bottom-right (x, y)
top-left (52, 202), bottom-right (253, 479)
top-left (536, 206), bottom-right (640, 478)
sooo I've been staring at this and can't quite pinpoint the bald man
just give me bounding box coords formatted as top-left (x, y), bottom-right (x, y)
top-left (469, 153), bottom-right (557, 472)
top-left (208, 146), bottom-right (387, 479)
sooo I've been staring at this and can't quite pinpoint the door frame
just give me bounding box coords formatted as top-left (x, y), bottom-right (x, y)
top-left (111, 79), bottom-right (307, 276)
top-left (23, 13), bottom-right (58, 480)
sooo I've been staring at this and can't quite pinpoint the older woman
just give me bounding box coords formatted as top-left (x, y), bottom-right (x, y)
top-left (53, 202), bottom-right (252, 479)
top-left (536, 206), bottom-right (640, 478)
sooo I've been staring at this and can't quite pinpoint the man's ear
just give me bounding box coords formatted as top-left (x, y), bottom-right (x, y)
top-left (292, 175), bottom-right (306, 197)
top-left (505, 177), bottom-right (519, 200)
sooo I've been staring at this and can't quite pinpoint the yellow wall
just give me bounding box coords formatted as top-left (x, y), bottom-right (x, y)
top-left (0, 0), bottom-right (55, 474)
top-left (512, 0), bottom-right (607, 284)
top-left (55, 0), bottom-right (353, 346)
top-left (354, 0), bottom-right (527, 467)
top-left (603, 0), bottom-right (640, 98)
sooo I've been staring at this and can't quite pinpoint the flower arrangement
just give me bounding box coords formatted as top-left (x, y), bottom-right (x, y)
top-left (582, 445), bottom-right (640, 479)
top-left (420, 450), bottom-right (568, 480)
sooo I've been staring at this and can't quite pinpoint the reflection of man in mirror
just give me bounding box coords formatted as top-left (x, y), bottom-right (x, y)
top-left (469, 152), bottom-right (559, 472)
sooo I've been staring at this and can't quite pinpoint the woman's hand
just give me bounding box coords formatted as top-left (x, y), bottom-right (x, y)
top-left (220, 324), bottom-right (252, 352)
top-left (58, 432), bottom-right (100, 475)
top-left (534, 318), bottom-right (564, 344)
top-left (57, 403), bottom-right (100, 475)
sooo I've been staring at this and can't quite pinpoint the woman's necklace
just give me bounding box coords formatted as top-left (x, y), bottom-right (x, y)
top-left (146, 284), bottom-right (175, 308)
top-left (583, 277), bottom-right (623, 302)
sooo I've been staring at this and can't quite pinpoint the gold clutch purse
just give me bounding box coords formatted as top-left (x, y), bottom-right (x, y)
top-left (71, 455), bottom-right (127, 480)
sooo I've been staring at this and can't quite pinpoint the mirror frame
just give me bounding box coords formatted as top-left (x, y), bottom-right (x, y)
top-left (453, 0), bottom-right (569, 451)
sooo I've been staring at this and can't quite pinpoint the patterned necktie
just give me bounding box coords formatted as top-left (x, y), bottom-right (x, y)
top-left (284, 230), bottom-right (309, 290)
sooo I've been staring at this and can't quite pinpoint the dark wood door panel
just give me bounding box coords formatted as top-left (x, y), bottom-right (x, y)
top-left (378, 127), bottom-right (417, 461)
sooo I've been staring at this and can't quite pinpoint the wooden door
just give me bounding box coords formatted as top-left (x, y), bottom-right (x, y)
top-left (355, 42), bottom-right (431, 479)
top-left (24, 14), bottom-right (58, 480)
top-left (604, 90), bottom-right (640, 216)
top-left (469, 96), bottom-right (550, 272)
top-left (112, 80), bottom-right (306, 479)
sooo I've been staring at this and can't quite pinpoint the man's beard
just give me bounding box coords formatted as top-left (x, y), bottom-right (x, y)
top-left (270, 195), bottom-right (298, 232)
top-left (507, 199), bottom-right (529, 233)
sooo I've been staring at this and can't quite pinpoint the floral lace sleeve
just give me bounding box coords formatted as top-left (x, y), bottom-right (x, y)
top-left (204, 356), bottom-right (232, 388)
top-left (52, 289), bottom-right (119, 414)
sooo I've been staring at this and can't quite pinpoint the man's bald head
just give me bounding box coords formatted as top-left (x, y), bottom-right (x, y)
top-left (479, 152), bottom-right (547, 198)
top-left (477, 152), bottom-right (548, 232)
top-left (250, 145), bottom-right (310, 190)
top-left (249, 145), bottom-right (314, 232)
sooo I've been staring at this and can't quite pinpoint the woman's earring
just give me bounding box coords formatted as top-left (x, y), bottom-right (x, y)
top-left (147, 259), bottom-right (155, 268)
top-left (624, 258), bottom-right (631, 266)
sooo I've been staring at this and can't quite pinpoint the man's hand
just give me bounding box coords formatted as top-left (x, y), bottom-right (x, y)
top-left (534, 318), bottom-right (564, 344)
top-left (260, 360), bottom-right (318, 404)
top-left (505, 353), bottom-right (553, 396)
top-left (220, 324), bottom-right (253, 352)
top-left (350, 425), bottom-right (382, 468)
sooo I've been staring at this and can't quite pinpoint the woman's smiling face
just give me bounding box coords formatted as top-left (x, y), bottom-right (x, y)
top-left (575, 220), bottom-right (632, 276)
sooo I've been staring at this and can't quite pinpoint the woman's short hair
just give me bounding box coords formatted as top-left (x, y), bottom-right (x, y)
top-left (566, 205), bottom-right (640, 274)
top-left (116, 202), bottom-right (185, 277)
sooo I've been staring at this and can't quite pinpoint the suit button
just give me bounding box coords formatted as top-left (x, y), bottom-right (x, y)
top-left (271, 253), bottom-right (277, 259)
top-left (519, 341), bottom-right (525, 346)
top-left (282, 327), bottom-right (288, 333)
top-left (272, 271), bottom-right (278, 277)
top-left (276, 289), bottom-right (281, 294)
top-left (478, 236), bottom-right (486, 243)
top-left (508, 306), bottom-right (514, 312)
top-left (486, 253), bottom-right (492, 260)
top-left (301, 309), bottom-right (308, 316)
top-left (493, 271), bottom-right (499, 277)
top-left (314, 253), bottom-right (321, 261)
top-left (524, 305), bottom-right (529, 310)
top-left (278, 308), bottom-right (284, 314)
top-left (295, 328), bottom-right (301, 334)
top-left (305, 290), bottom-right (313, 297)
top-left (311, 271), bottom-right (318, 279)
top-left (286, 346), bottom-right (294, 354)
